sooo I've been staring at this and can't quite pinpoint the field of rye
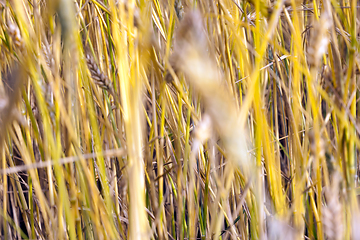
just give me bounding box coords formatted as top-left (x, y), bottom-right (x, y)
top-left (0, 0), bottom-right (360, 239)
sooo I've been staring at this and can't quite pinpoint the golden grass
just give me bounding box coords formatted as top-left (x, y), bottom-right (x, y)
top-left (0, 0), bottom-right (360, 239)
